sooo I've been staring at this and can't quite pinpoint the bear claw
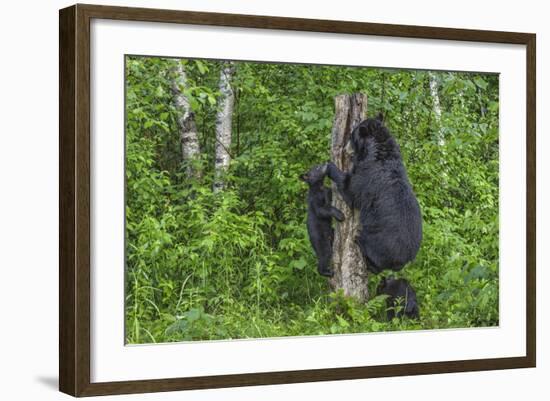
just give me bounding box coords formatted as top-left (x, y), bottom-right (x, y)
top-left (319, 269), bottom-right (334, 278)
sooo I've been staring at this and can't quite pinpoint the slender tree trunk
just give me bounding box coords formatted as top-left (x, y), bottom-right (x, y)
top-left (428, 72), bottom-right (449, 191)
top-left (171, 60), bottom-right (201, 177)
top-left (329, 93), bottom-right (370, 302)
top-left (213, 62), bottom-right (236, 192)
top-left (428, 72), bottom-right (444, 146)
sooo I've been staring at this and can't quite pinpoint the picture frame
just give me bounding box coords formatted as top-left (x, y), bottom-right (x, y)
top-left (59, 3), bottom-right (536, 397)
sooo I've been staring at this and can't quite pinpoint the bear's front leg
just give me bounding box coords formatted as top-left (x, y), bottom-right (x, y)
top-left (330, 207), bottom-right (345, 222)
top-left (326, 162), bottom-right (353, 207)
top-left (314, 206), bottom-right (345, 222)
top-left (326, 161), bottom-right (346, 184)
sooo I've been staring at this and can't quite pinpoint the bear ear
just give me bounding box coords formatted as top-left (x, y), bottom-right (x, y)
top-left (300, 174), bottom-right (308, 182)
top-left (376, 112), bottom-right (384, 122)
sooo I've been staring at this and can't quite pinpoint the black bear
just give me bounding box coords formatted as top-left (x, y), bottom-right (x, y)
top-left (300, 164), bottom-right (345, 277)
top-left (376, 276), bottom-right (420, 320)
top-left (326, 113), bottom-right (422, 274)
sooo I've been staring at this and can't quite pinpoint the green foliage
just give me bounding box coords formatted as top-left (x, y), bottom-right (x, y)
top-left (125, 56), bottom-right (499, 343)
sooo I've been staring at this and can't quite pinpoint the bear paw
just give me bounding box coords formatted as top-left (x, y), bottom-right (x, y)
top-left (319, 268), bottom-right (334, 278)
top-left (333, 209), bottom-right (345, 222)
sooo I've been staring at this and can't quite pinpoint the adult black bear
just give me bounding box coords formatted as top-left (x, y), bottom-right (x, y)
top-left (326, 113), bottom-right (422, 274)
top-left (376, 276), bottom-right (420, 320)
top-left (301, 164), bottom-right (345, 277)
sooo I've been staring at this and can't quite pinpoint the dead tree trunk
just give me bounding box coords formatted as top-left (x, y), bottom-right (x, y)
top-left (171, 60), bottom-right (201, 178)
top-left (213, 62), bottom-right (236, 192)
top-left (329, 93), bottom-right (370, 302)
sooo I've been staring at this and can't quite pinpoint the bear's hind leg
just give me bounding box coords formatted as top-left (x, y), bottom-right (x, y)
top-left (314, 239), bottom-right (334, 278)
top-left (317, 257), bottom-right (334, 277)
top-left (354, 231), bottom-right (383, 274)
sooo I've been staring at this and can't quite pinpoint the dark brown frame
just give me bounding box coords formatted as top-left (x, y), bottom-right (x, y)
top-left (59, 3), bottom-right (536, 397)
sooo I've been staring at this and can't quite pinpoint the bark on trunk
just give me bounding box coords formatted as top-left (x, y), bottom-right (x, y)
top-left (213, 62), bottom-right (236, 192)
top-left (428, 72), bottom-right (449, 187)
top-left (329, 93), bottom-right (370, 302)
top-left (171, 61), bottom-right (201, 177)
top-left (428, 72), bottom-right (444, 146)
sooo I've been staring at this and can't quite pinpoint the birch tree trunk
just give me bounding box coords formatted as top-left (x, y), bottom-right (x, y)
top-left (213, 62), bottom-right (236, 192)
top-left (428, 72), bottom-right (444, 146)
top-left (428, 72), bottom-right (449, 187)
top-left (171, 60), bottom-right (201, 178)
top-left (329, 93), bottom-right (370, 302)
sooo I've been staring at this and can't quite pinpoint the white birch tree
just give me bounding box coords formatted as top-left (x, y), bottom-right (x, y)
top-left (428, 72), bottom-right (444, 146)
top-left (213, 62), bottom-right (236, 192)
top-left (428, 72), bottom-right (450, 188)
top-left (171, 60), bottom-right (201, 178)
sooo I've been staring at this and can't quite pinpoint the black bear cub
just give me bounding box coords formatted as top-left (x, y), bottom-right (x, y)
top-left (300, 164), bottom-right (345, 277)
top-left (327, 113), bottom-right (422, 274)
top-left (376, 276), bottom-right (419, 320)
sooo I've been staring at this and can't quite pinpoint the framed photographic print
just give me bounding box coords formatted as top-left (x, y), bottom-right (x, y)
top-left (59, 3), bottom-right (536, 397)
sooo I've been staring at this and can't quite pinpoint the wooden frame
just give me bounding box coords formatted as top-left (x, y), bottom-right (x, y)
top-left (59, 3), bottom-right (536, 397)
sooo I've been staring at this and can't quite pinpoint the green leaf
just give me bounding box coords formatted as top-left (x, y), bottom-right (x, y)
top-left (155, 85), bottom-right (164, 97)
top-left (336, 315), bottom-right (350, 328)
top-left (185, 308), bottom-right (201, 322)
top-left (195, 60), bottom-right (207, 74)
top-left (292, 257), bottom-right (307, 270)
top-left (474, 77), bottom-right (488, 90)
